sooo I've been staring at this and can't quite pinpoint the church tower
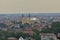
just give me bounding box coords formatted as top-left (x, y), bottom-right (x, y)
top-left (21, 14), bottom-right (31, 24)
top-left (21, 14), bottom-right (26, 24)
top-left (26, 14), bottom-right (31, 24)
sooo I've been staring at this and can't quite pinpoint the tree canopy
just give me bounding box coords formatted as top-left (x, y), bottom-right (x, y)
top-left (40, 21), bottom-right (60, 34)
top-left (0, 23), bottom-right (8, 28)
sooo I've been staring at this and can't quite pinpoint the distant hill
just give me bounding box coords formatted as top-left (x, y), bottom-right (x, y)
top-left (0, 13), bottom-right (60, 17)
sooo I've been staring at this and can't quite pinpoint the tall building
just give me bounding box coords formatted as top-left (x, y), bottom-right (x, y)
top-left (21, 14), bottom-right (31, 24)
top-left (21, 14), bottom-right (40, 25)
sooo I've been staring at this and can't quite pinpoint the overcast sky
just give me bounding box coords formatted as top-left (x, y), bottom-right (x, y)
top-left (0, 0), bottom-right (60, 14)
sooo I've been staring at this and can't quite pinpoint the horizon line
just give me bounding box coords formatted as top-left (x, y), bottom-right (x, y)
top-left (0, 12), bottom-right (60, 14)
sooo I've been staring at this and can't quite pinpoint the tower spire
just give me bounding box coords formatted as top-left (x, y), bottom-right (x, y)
top-left (22, 14), bottom-right (24, 17)
top-left (28, 13), bottom-right (30, 18)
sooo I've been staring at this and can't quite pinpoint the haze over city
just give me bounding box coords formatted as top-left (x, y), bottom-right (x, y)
top-left (0, 13), bottom-right (60, 16)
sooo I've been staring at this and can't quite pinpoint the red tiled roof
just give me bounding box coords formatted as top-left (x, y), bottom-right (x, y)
top-left (24, 30), bottom-right (34, 35)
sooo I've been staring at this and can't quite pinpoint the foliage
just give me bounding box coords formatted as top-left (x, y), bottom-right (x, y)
top-left (40, 21), bottom-right (60, 34)
top-left (40, 28), bottom-right (53, 33)
top-left (0, 23), bottom-right (8, 28)
top-left (32, 28), bottom-right (41, 40)
top-left (0, 30), bottom-right (31, 40)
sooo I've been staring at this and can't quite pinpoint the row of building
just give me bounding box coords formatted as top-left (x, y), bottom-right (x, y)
top-left (7, 33), bottom-right (60, 40)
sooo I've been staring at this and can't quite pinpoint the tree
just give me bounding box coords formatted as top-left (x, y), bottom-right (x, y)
top-left (40, 27), bottom-right (53, 33)
top-left (41, 22), bottom-right (60, 33)
top-left (51, 22), bottom-right (60, 34)
top-left (0, 23), bottom-right (8, 28)
top-left (32, 28), bottom-right (41, 40)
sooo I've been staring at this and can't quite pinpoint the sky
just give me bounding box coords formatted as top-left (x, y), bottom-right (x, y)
top-left (0, 0), bottom-right (60, 14)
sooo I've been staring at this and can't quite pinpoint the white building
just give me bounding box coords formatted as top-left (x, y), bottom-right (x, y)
top-left (30, 17), bottom-right (39, 21)
top-left (19, 37), bottom-right (25, 40)
top-left (40, 33), bottom-right (58, 40)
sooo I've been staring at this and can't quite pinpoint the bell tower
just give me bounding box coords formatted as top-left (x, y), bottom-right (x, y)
top-left (21, 14), bottom-right (25, 24)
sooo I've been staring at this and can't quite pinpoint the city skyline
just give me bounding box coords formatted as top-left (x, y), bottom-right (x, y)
top-left (0, 13), bottom-right (60, 16)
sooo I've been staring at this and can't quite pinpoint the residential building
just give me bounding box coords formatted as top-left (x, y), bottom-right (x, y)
top-left (7, 37), bottom-right (17, 40)
top-left (40, 33), bottom-right (58, 40)
top-left (19, 37), bottom-right (25, 40)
